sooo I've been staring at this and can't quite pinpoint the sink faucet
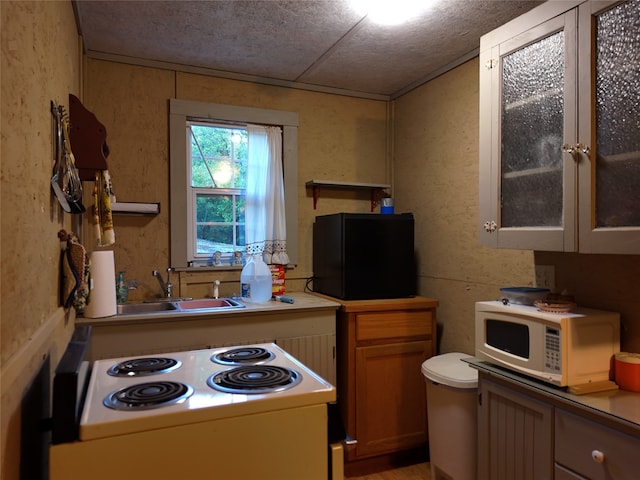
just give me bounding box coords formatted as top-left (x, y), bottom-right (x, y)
top-left (213, 279), bottom-right (220, 299)
top-left (152, 268), bottom-right (174, 298)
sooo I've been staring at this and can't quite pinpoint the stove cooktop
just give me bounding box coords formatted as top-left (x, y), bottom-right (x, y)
top-left (80, 343), bottom-right (336, 441)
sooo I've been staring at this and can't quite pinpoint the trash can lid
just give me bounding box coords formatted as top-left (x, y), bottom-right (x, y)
top-left (421, 352), bottom-right (478, 389)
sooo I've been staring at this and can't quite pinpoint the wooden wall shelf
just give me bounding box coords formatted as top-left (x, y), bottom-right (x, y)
top-left (111, 202), bottom-right (160, 216)
top-left (305, 180), bottom-right (390, 211)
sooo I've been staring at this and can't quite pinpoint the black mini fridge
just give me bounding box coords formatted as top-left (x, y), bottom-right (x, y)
top-left (312, 213), bottom-right (416, 300)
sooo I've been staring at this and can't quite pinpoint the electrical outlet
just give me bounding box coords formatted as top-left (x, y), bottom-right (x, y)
top-left (535, 265), bottom-right (555, 291)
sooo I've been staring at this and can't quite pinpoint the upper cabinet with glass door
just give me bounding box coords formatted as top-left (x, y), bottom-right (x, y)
top-left (578, 0), bottom-right (640, 253)
top-left (479, 0), bottom-right (640, 253)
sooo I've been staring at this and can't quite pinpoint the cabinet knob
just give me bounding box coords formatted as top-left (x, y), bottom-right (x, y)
top-left (483, 220), bottom-right (497, 233)
top-left (591, 450), bottom-right (605, 464)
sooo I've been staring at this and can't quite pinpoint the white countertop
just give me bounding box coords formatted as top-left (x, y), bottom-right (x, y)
top-left (77, 292), bottom-right (340, 327)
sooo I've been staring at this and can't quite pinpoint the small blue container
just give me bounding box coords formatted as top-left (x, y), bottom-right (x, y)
top-left (381, 197), bottom-right (394, 214)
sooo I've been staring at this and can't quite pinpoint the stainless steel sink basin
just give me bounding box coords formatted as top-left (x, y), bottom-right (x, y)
top-left (176, 298), bottom-right (245, 311)
top-left (116, 298), bottom-right (244, 316)
top-left (117, 302), bottom-right (178, 315)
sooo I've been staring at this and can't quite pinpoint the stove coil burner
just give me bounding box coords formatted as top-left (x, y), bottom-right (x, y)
top-left (107, 357), bottom-right (181, 377)
top-left (207, 365), bottom-right (302, 394)
top-left (103, 381), bottom-right (193, 411)
top-left (211, 346), bottom-right (275, 366)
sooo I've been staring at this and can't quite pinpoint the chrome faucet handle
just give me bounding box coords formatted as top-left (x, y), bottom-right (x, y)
top-left (165, 267), bottom-right (175, 297)
top-left (152, 268), bottom-right (174, 298)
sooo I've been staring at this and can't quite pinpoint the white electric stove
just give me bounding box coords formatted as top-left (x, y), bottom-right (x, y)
top-left (50, 342), bottom-right (338, 480)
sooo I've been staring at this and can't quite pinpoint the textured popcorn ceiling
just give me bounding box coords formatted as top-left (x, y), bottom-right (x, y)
top-left (73, 0), bottom-right (543, 98)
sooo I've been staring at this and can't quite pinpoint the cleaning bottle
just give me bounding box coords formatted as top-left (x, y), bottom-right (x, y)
top-left (240, 255), bottom-right (272, 303)
top-left (116, 271), bottom-right (128, 304)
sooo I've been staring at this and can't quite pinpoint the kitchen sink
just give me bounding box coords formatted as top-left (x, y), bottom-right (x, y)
top-left (117, 302), bottom-right (178, 315)
top-left (176, 298), bottom-right (245, 311)
top-left (116, 298), bottom-right (245, 316)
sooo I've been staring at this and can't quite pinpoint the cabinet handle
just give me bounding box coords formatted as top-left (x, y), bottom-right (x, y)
top-left (561, 143), bottom-right (578, 158)
top-left (561, 143), bottom-right (591, 160)
top-left (576, 143), bottom-right (591, 156)
top-left (591, 450), bottom-right (605, 464)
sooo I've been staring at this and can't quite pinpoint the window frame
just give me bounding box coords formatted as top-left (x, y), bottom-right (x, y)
top-left (169, 99), bottom-right (298, 269)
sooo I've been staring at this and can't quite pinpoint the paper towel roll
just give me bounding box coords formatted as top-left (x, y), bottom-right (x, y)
top-left (84, 250), bottom-right (117, 318)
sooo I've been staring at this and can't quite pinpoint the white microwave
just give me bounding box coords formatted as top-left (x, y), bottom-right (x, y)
top-left (475, 301), bottom-right (620, 387)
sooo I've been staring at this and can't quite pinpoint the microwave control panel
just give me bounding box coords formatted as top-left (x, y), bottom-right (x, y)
top-left (544, 326), bottom-right (561, 373)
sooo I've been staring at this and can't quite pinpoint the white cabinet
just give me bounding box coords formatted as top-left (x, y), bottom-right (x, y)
top-left (477, 376), bottom-right (554, 480)
top-left (477, 371), bottom-right (640, 480)
top-left (479, 0), bottom-right (640, 253)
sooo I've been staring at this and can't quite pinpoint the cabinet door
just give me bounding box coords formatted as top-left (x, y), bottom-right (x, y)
top-left (577, 0), bottom-right (640, 253)
top-left (479, 10), bottom-right (578, 251)
top-left (354, 341), bottom-right (430, 459)
top-left (478, 378), bottom-right (553, 480)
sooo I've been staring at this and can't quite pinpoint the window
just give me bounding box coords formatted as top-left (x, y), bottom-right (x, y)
top-left (189, 123), bottom-right (247, 259)
top-left (169, 99), bottom-right (298, 268)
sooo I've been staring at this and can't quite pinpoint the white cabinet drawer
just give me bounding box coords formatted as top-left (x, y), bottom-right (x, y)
top-left (555, 409), bottom-right (640, 480)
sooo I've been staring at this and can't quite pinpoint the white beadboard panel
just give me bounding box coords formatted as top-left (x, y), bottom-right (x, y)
top-left (277, 334), bottom-right (336, 387)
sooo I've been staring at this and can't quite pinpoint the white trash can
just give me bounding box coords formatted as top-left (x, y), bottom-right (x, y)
top-left (421, 352), bottom-right (478, 480)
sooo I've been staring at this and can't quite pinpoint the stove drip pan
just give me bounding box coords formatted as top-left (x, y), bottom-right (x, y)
top-left (103, 381), bottom-right (193, 410)
top-left (107, 357), bottom-right (181, 377)
top-left (211, 346), bottom-right (275, 366)
top-left (207, 365), bottom-right (302, 394)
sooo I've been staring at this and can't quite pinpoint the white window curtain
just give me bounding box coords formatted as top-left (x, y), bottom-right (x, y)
top-left (245, 124), bottom-right (289, 265)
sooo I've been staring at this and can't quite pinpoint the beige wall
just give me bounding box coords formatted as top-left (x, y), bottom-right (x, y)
top-left (1, 1), bottom-right (80, 478)
top-left (393, 58), bottom-right (640, 356)
top-left (82, 60), bottom-right (389, 300)
top-left (394, 58), bottom-right (534, 354)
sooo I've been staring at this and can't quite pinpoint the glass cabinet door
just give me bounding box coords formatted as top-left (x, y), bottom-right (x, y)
top-left (479, 12), bottom-right (578, 251)
top-left (500, 31), bottom-right (565, 229)
top-left (578, 0), bottom-right (640, 253)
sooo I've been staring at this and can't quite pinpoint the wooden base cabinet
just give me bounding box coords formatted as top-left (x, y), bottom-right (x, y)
top-left (333, 296), bottom-right (438, 472)
top-left (355, 341), bottom-right (431, 458)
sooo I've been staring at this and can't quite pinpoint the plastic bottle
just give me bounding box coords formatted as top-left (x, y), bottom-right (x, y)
top-left (116, 271), bottom-right (128, 304)
top-left (240, 255), bottom-right (272, 303)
